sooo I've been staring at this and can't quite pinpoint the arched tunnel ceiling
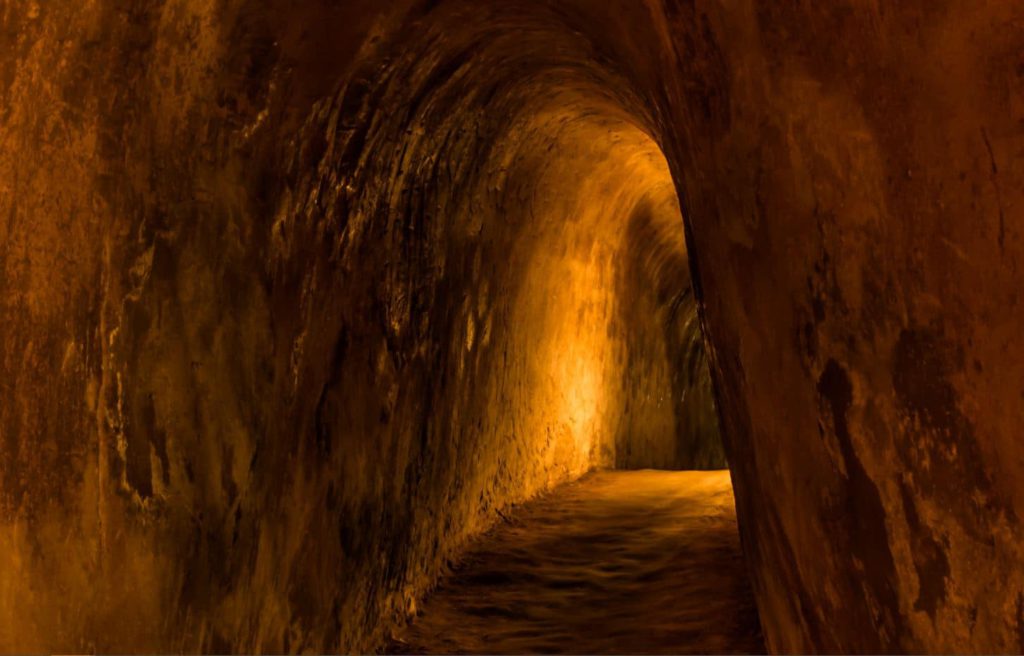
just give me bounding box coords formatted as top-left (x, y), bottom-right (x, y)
top-left (2, 0), bottom-right (1024, 653)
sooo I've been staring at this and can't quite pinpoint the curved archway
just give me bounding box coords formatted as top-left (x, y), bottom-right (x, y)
top-left (264, 6), bottom-right (729, 646)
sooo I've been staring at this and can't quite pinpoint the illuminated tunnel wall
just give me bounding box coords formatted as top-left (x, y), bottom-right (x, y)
top-left (2, 0), bottom-right (1024, 653)
top-left (0, 1), bottom-right (720, 651)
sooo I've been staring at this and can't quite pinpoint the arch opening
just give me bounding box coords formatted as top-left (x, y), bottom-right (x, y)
top-left (257, 3), bottom-right (737, 648)
top-left (0, 1), bottom-right (739, 647)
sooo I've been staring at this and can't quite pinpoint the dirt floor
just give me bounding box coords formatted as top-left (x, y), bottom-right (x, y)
top-left (386, 469), bottom-right (764, 654)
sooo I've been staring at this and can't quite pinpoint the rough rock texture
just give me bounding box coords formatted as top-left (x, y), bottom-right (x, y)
top-left (1, 0), bottom-right (1023, 653)
top-left (0, 1), bottom-right (719, 652)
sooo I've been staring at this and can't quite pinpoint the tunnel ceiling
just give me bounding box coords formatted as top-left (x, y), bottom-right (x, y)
top-left (3, 0), bottom-right (1024, 654)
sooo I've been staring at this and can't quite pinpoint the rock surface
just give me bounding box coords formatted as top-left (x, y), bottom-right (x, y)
top-left (1, 0), bottom-right (1023, 653)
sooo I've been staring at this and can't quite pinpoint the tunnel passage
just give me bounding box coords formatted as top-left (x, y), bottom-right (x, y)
top-left (0, 1), bottom-right (722, 652)
top-left (4, 0), bottom-right (1024, 654)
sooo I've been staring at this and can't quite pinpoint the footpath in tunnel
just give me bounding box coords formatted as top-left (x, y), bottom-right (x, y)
top-left (387, 470), bottom-right (764, 654)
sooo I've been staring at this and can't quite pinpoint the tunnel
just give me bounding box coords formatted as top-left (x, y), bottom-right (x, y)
top-left (2, 1), bottom-right (1024, 654)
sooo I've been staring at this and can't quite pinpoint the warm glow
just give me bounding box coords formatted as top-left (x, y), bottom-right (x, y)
top-left (10, 1), bottom-right (1009, 653)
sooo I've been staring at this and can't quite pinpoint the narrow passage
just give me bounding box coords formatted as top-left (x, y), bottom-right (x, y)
top-left (389, 470), bottom-right (764, 654)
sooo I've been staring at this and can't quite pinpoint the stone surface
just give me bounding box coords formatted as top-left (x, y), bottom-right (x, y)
top-left (1, 0), bottom-right (1023, 653)
top-left (387, 469), bottom-right (762, 655)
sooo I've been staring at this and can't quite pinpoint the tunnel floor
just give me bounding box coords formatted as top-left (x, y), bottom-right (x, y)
top-left (386, 470), bottom-right (764, 654)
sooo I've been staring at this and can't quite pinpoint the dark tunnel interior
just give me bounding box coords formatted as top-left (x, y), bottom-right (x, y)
top-left (2, 1), bottom-right (1024, 653)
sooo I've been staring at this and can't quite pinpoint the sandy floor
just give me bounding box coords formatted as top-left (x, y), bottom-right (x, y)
top-left (387, 470), bottom-right (764, 654)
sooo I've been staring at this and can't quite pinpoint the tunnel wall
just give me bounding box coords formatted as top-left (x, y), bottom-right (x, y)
top-left (656, 2), bottom-right (1024, 652)
top-left (0, 1), bottom-right (711, 651)
top-left (4, 0), bottom-right (1024, 654)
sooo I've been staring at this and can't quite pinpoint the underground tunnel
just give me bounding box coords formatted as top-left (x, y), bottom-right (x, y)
top-left (3, 1), bottom-right (1024, 654)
